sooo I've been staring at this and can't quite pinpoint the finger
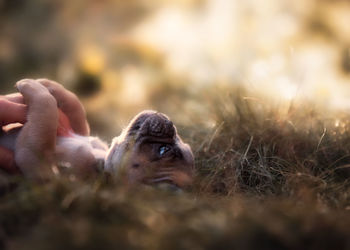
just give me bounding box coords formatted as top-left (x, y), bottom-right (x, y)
top-left (15, 79), bottom-right (57, 180)
top-left (3, 93), bottom-right (24, 104)
top-left (36, 79), bottom-right (90, 136)
top-left (0, 99), bottom-right (27, 125)
top-left (0, 147), bottom-right (20, 174)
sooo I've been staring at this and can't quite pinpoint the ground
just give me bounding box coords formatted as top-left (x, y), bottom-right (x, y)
top-left (1, 86), bottom-right (350, 250)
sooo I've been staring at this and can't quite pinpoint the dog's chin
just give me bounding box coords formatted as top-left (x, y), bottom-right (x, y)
top-left (154, 182), bottom-right (183, 193)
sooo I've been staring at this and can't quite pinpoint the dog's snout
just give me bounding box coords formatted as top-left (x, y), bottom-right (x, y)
top-left (142, 114), bottom-right (175, 138)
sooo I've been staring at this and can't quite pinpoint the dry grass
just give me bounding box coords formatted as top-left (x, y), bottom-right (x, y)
top-left (2, 86), bottom-right (350, 249)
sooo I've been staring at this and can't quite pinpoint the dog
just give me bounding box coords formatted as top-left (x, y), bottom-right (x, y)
top-left (0, 79), bottom-right (194, 189)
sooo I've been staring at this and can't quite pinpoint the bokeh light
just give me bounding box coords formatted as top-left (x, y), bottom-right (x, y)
top-left (1, 0), bottom-right (350, 138)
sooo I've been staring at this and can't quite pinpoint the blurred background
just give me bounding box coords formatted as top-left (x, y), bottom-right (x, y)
top-left (1, 0), bottom-right (350, 141)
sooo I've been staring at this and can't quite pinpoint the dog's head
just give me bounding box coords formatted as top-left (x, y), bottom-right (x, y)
top-left (105, 110), bottom-right (194, 189)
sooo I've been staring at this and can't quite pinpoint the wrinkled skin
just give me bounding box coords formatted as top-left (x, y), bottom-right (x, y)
top-left (0, 79), bottom-right (194, 189)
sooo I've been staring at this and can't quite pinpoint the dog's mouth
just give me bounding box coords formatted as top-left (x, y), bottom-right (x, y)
top-left (152, 179), bottom-right (182, 192)
top-left (144, 176), bottom-right (182, 192)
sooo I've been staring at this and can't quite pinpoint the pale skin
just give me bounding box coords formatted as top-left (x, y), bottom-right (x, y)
top-left (0, 93), bottom-right (27, 173)
top-left (0, 79), bottom-right (95, 176)
top-left (0, 79), bottom-right (194, 189)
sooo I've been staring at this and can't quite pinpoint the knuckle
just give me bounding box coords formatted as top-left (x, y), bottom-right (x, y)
top-left (68, 92), bottom-right (80, 105)
top-left (37, 78), bottom-right (61, 89)
top-left (36, 78), bottom-right (49, 82)
top-left (17, 79), bottom-right (48, 94)
top-left (62, 92), bottom-right (82, 109)
top-left (35, 92), bottom-right (57, 107)
top-left (37, 78), bottom-right (53, 84)
top-left (17, 78), bottom-right (32, 84)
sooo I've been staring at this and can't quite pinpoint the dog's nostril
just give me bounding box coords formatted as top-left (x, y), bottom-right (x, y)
top-left (146, 115), bottom-right (175, 138)
top-left (132, 163), bottom-right (140, 168)
top-left (150, 120), bottom-right (162, 133)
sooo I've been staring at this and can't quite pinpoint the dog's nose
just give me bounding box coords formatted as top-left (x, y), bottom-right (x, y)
top-left (141, 113), bottom-right (175, 138)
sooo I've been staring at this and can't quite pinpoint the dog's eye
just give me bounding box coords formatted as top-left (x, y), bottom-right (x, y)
top-left (159, 145), bottom-right (170, 156)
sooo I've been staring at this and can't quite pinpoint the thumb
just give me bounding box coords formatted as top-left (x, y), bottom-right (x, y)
top-left (0, 99), bottom-right (27, 125)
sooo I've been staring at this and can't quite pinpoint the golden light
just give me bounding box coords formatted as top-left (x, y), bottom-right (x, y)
top-left (78, 44), bottom-right (106, 75)
top-left (101, 70), bottom-right (119, 92)
top-left (129, 0), bottom-right (350, 111)
top-left (275, 76), bottom-right (298, 101)
top-left (118, 65), bottom-right (147, 105)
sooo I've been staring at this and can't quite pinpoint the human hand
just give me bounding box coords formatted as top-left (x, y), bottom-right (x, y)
top-left (0, 93), bottom-right (27, 173)
top-left (0, 79), bottom-right (90, 174)
top-left (36, 79), bottom-right (90, 136)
